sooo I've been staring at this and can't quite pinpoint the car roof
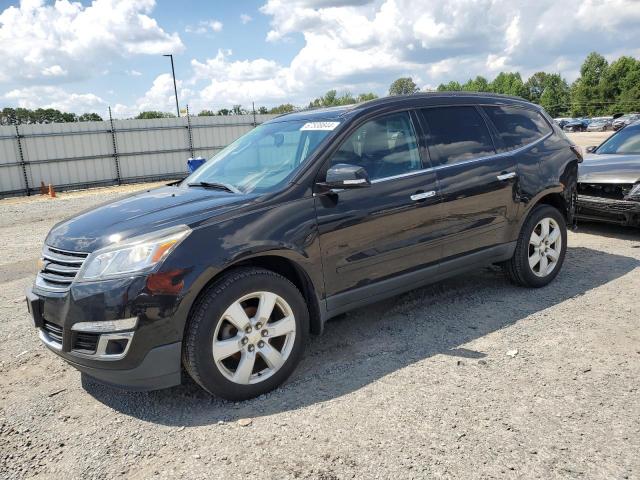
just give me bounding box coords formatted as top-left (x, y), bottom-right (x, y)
top-left (266, 92), bottom-right (539, 124)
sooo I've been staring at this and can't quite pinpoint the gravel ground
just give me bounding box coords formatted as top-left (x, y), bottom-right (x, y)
top-left (2, 132), bottom-right (639, 479)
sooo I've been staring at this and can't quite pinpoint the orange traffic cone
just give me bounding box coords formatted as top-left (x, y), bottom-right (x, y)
top-left (48, 184), bottom-right (56, 198)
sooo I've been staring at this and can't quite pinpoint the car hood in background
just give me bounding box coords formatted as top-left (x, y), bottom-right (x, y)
top-left (578, 154), bottom-right (640, 184)
top-left (46, 186), bottom-right (257, 252)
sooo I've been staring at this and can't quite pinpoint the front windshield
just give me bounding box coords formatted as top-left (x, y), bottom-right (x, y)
top-left (596, 126), bottom-right (640, 154)
top-left (184, 120), bottom-right (338, 193)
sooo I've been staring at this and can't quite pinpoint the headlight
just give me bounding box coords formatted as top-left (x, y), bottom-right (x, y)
top-left (626, 183), bottom-right (640, 200)
top-left (76, 225), bottom-right (191, 282)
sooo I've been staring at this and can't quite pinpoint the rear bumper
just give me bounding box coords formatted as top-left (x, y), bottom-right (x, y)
top-left (577, 195), bottom-right (640, 227)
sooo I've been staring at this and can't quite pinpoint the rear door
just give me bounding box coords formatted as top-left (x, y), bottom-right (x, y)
top-left (419, 105), bottom-right (519, 260)
top-left (314, 111), bottom-right (443, 307)
top-left (480, 104), bottom-right (555, 225)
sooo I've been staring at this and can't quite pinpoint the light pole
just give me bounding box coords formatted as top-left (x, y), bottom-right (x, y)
top-left (163, 54), bottom-right (180, 117)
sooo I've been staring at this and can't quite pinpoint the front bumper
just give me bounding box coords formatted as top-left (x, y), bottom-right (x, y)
top-left (576, 194), bottom-right (640, 227)
top-left (26, 275), bottom-right (187, 390)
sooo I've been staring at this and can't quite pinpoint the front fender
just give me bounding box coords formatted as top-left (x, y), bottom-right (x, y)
top-left (157, 196), bottom-right (322, 339)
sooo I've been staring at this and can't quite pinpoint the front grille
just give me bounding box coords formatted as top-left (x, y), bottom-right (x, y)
top-left (42, 321), bottom-right (63, 345)
top-left (72, 332), bottom-right (99, 354)
top-left (37, 245), bottom-right (89, 292)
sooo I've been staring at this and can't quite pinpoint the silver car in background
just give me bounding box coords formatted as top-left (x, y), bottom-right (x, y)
top-left (578, 121), bottom-right (640, 227)
top-left (586, 117), bottom-right (613, 132)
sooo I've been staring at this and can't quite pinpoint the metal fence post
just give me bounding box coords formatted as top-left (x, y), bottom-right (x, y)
top-left (252, 101), bottom-right (257, 127)
top-left (185, 104), bottom-right (195, 159)
top-left (108, 106), bottom-right (122, 185)
top-left (15, 124), bottom-right (30, 196)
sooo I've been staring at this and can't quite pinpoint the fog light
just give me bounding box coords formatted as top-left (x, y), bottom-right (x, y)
top-left (71, 317), bottom-right (138, 333)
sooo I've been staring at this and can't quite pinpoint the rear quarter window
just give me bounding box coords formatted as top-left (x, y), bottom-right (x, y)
top-left (482, 106), bottom-right (551, 152)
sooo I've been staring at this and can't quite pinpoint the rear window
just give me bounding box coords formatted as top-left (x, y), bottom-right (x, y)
top-left (482, 106), bottom-right (551, 151)
top-left (421, 106), bottom-right (495, 166)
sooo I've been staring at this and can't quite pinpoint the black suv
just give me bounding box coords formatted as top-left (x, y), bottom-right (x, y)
top-left (26, 93), bottom-right (579, 400)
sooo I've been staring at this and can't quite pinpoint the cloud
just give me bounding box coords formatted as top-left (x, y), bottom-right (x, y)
top-left (0, 0), bottom-right (183, 84)
top-left (126, 70), bottom-right (143, 77)
top-left (4, 86), bottom-right (107, 113)
top-left (115, 73), bottom-right (194, 117)
top-left (7, 0), bottom-right (640, 115)
top-left (185, 19), bottom-right (223, 34)
top-left (186, 0), bottom-right (640, 107)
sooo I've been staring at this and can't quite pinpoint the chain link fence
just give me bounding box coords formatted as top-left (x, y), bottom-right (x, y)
top-left (0, 110), bottom-right (277, 198)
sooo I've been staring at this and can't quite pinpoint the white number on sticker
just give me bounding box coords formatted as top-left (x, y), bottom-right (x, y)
top-left (300, 122), bottom-right (340, 131)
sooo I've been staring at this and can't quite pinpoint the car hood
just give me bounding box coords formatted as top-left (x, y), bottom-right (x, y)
top-left (579, 154), bottom-right (640, 184)
top-left (46, 185), bottom-right (257, 252)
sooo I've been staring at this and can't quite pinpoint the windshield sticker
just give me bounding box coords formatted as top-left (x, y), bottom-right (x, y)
top-left (300, 121), bottom-right (340, 131)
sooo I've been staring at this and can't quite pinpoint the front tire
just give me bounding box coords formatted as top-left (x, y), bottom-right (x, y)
top-left (183, 268), bottom-right (309, 400)
top-left (504, 205), bottom-right (567, 288)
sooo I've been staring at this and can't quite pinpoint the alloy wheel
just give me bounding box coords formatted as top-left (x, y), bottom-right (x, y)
top-left (212, 291), bottom-right (296, 385)
top-left (528, 217), bottom-right (562, 277)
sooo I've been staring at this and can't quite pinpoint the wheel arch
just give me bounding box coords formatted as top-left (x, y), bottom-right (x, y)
top-left (536, 192), bottom-right (569, 220)
top-left (184, 252), bottom-right (324, 338)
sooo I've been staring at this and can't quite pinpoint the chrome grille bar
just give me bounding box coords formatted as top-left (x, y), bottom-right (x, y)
top-left (36, 245), bottom-right (89, 292)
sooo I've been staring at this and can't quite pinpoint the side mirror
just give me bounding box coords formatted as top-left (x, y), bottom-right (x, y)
top-left (585, 146), bottom-right (597, 153)
top-left (317, 163), bottom-right (371, 191)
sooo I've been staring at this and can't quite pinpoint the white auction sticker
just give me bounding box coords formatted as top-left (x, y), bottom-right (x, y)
top-left (300, 121), bottom-right (340, 131)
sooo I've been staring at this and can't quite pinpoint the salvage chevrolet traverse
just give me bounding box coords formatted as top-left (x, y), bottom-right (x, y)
top-left (26, 93), bottom-right (579, 400)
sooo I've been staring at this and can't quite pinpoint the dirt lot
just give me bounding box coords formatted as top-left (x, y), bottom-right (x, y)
top-left (2, 132), bottom-right (639, 479)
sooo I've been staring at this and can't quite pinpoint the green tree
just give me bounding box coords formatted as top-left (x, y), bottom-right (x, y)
top-left (462, 76), bottom-right (490, 92)
top-left (356, 92), bottom-right (378, 102)
top-left (613, 64), bottom-right (640, 113)
top-left (257, 106), bottom-right (269, 114)
top-left (389, 77), bottom-right (419, 95)
top-left (571, 52), bottom-right (608, 116)
top-left (524, 72), bottom-right (549, 103)
top-left (232, 105), bottom-right (247, 115)
top-left (308, 90), bottom-right (360, 108)
top-left (197, 110), bottom-right (216, 116)
top-left (489, 72), bottom-right (527, 97)
top-left (601, 56), bottom-right (640, 113)
top-left (539, 74), bottom-right (571, 117)
top-left (135, 111), bottom-right (175, 119)
top-left (268, 104), bottom-right (296, 114)
top-left (437, 81), bottom-right (462, 91)
top-left (0, 107), bottom-right (17, 125)
top-left (78, 113), bottom-right (103, 122)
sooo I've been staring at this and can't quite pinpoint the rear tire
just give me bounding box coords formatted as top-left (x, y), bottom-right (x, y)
top-left (183, 267), bottom-right (309, 400)
top-left (503, 205), bottom-right (567, 288)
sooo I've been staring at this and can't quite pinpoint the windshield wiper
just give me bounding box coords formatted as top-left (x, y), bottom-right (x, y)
top-left (187, 181), bottom-right (242, 194)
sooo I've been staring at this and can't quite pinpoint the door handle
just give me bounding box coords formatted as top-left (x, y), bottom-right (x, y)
top-left (410, 191), bottom-right (436, 201)
top-left (497, 172), bottom-right (517, 181)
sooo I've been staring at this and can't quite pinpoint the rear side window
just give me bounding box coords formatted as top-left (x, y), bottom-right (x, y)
top-left (482, 106), bottom-right (551, 151)
top-left (421, 106), bottom-right (495, 166)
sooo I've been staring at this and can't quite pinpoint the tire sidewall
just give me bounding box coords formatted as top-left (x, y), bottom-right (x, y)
top-left (186, 269), bottom-right (309, 400)
top-left (519, 206), bottom-right (567, 287)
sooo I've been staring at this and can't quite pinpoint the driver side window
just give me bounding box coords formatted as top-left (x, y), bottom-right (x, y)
top-left (330, 112), bottom-right (422, 180)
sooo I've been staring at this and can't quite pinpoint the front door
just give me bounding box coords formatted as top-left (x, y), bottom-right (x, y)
top-left (314, 111), bottom-right (442, 309)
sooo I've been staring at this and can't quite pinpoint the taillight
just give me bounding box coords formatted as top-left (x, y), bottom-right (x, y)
top-left (570, 144), bottom-right (583, 163)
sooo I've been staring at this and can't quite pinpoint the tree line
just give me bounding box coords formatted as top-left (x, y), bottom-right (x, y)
top-left (0, 107), bottom-right (103, 125)
top-left (420, 52), bottom-right (639, 117)
top-left (3, 52), bottom-right (636, 124)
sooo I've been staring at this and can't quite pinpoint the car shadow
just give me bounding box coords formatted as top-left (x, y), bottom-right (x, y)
top-left (83, 246), bottom-right (639, 426)
top-left (577, 221), bottom-right (640, 241)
